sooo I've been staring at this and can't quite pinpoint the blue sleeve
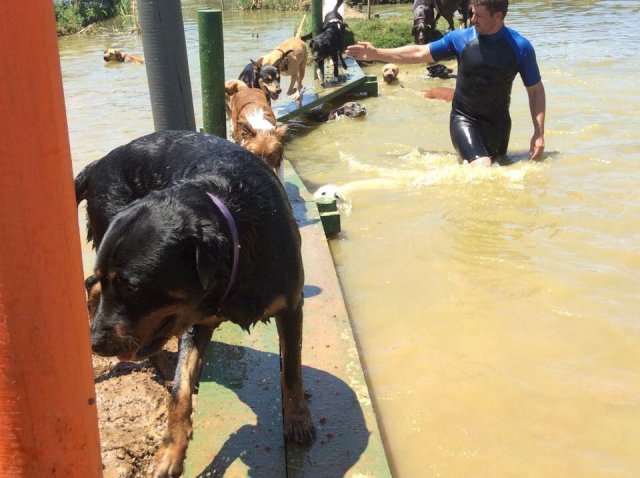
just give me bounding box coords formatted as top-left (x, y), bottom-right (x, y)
top-left (429, 28), bottom-right (474, 62)
top-left (506, 28), bottom-right (541, 87)
top-left (518, 41), bottom-right (541, 87)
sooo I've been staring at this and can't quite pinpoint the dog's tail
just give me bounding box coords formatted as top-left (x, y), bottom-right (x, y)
top-left (295, 13), bottom-right (306, 38)
top-left (332, 0), bottom-right (343, 14)
top-left (74, 160), bottom-right (98, 205)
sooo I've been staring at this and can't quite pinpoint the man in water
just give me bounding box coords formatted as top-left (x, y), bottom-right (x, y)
top-left (346, 0), bottom-right (546, 166)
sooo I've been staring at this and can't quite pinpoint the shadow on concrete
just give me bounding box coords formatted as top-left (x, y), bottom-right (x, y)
top-left (197, 341), bottom-right (370, 477)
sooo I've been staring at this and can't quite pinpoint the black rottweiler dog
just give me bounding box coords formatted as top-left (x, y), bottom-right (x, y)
top-left (76, 131), bottom-right (315, 477)
top-left (302, 0), bottom-right (348, 85)
top-left (237, 50), bottom-right (292, 102)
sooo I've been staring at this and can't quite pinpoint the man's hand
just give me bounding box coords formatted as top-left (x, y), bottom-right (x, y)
top-left (345, 42), bottom-right (377, 61)
top-left (530, 133), bottom-right (545, 160)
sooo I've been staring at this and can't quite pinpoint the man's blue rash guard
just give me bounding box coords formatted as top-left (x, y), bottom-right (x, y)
top-left (429, 26), bottom-right (541, 160)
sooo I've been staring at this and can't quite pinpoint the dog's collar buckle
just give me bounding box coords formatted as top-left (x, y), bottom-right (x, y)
top-left (206, 192), bottom-right (240, 305)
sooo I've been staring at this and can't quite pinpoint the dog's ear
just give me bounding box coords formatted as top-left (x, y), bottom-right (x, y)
top-left (250, 58), bottom-right (262, 73)
top-left (193, 222), bottom-right (228, 290)
top-left (274, 124), bottom-right (288, 141)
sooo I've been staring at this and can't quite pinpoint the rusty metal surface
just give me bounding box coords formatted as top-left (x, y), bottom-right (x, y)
top-left (184, 162), bottom-right (391, 477)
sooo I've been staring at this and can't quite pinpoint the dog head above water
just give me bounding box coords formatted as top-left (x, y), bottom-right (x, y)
top-left (328, 101), bottom-right (367, 120)
top-left (103, 48), bottom-right (144, 64)
top-left (382, 63), bottom-right (399, 83)
top-left (103, 48), bottom-right (126, 62)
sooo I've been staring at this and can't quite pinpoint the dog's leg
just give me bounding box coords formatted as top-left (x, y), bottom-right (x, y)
top-left (339, 51), bottom-right (348, 71)
top-left (151, 324), bottom-right (215, 478)
top-left (332, 53), bottom-right (341, 81)
top-left (317, 59), bottom-right (325, 85)
top-left (149, 351), bottom-right (177, 386)
top-left (275, 298), bottom-right (316, 445)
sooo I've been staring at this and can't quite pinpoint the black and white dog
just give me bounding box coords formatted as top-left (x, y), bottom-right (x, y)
top-left (302, 0), bottom-right (348, 85)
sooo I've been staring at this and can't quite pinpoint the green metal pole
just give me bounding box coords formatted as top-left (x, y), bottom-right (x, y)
top-left (312, 0), bottom-right (323, 36)
top-left (198, 9), bottom-right (226, 138)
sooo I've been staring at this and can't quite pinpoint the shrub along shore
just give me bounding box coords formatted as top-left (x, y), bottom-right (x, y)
top-left (56, 0), bottom-right (453, 60)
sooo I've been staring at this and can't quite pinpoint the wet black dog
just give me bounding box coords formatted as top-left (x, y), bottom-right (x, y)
top-left (427, 63), bottom-right (456, 79)
top-left (237, 50), bottom-right (292, 102)
top-left (305, 101), bottom-right (367, 122)
top-left (75, 130), bottom-right (315, 477)
top-left (302, 0), bottom-right (348, 85)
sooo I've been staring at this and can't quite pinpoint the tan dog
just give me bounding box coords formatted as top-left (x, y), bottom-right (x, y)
top-left (422, 86), bottom-right (455, 102)
top-left (260, 16), bottom-right (308, 100)
top-left (225, 80), bottom-right (288, 182)
top-left (103, 48), bottom-right (145, 64)
top-left (382, 63), bottom-right (399, 83)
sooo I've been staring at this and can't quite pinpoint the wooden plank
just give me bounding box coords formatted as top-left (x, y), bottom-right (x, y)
top-left (274, 56), bottom-right (367, 123)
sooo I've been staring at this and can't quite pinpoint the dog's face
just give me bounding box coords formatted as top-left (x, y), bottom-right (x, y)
top-left (257, 63), bottom-right (282, 101)
top-left (329, 101), bottom-right (367, 120)
top-left (412, 5), bottom-right (435, 45)
top-left (103, 48), bottom-right (124, 62)
top-left (382, 64), bottom-right (399, 83)
top-left (88, 200), bottom-right (227, 360)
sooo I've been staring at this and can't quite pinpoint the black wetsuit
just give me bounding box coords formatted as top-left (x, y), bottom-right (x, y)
top-left (429, 26), bottom-right (541, 162)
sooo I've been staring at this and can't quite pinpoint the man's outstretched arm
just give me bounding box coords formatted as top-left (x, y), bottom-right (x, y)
top-left (527, 81), bottom-right (546, 160)
top-left (345, 42), bottom-right (435, 64)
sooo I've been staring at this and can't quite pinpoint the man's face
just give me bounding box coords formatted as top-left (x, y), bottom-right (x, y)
top-left (471, 5), bottom-right (503, 35)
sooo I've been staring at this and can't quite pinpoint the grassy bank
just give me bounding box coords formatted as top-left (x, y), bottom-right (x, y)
top-left (55, 0), bottom-right (307, 35)
top-left (55, 0), bottom-right (136, 35)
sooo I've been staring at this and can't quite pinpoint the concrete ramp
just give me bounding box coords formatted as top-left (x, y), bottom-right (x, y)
top-left (183, 161), bottom-right (391, 477)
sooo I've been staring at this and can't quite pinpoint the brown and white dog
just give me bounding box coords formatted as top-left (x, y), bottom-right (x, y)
top-left (422, 86), bottom-right (455, 102)
top-left (260, 16), bottom-right (308, 100)
top-left (225, 80), bottom-right (288, 182)
top-left (103, 48), bottom-right (145, 64)
top-left (382, 63), bottom-right (400, 84)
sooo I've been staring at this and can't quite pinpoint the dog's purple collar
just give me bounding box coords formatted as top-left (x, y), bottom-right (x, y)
top-left (206, 192), bottom-right (240, 305)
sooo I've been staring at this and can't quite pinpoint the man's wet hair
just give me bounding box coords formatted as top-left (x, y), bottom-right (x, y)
top-left (471, 0), bottom-right (508, 16)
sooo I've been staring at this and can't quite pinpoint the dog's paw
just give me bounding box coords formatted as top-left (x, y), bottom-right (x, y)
top-left (284, 405), bottom-right (316, 446)
top-left (150, 443), bottom-right (187, 478)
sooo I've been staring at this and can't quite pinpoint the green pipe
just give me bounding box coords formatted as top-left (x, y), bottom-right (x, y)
top-left (198, 9), bottom-right (226, 138)
top-left (312, 0), bottom-right (323, 36)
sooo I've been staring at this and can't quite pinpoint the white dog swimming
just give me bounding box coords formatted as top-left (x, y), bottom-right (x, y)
top-left (313, 178), bottom-right (403, 214)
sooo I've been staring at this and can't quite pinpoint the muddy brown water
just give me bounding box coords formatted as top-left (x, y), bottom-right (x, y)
top-left (61, 1), bottom-right (640, 476)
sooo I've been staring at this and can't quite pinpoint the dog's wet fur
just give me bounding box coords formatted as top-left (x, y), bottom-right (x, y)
top-left (427, 63), bottom-right (456, 79)
top-left (76, 131), bottom-right (315, 477)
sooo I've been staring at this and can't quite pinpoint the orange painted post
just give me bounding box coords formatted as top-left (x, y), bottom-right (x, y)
top-left (0, 2), bottom-right (102, 477)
